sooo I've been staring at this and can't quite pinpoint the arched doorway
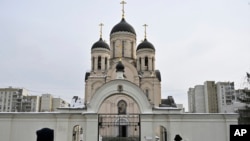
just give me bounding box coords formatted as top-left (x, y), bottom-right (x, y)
top-left (160, 126), bottom-right (167, 141)
top-left (98, 96), bottom-right (140, 141)
top-left (72, 125), bottom-right (83, 141)
top-left (115, 118), bottom-right (128, 137)
top-left (98, 114), bottom-right (140, 141)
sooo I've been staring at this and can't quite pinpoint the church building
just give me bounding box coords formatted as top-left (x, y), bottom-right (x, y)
top-left (0, 1), bottom-right (238, 141)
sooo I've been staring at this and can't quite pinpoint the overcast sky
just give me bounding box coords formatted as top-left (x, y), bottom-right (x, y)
top-left (0, 0), bottom-right (250, 110)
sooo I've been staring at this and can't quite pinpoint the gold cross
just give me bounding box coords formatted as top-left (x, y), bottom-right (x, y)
top-left (99, 23), bottom-right (104, 38)
top-left (120, 0), bottom-right (127, 18)
top-left (143, 24), bottom-right (148, 39)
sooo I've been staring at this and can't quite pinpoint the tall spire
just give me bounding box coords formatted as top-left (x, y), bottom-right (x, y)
top-left (99, 23), bottom-right (104, 39)
top-left (143, 24), bottom-right (148, 39)
top-left (120, 0), bottom-right (127, 18)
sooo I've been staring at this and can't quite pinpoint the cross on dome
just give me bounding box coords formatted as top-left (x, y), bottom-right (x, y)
top-left (143, 24), bottom-right (148, 39)
top-left (99, 23), bottom-right (104, 38)
top-left (120, 0), bottom-right (127, 18)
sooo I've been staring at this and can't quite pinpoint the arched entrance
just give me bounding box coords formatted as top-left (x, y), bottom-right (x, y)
top-left (89, 80), bottom-right (151, 141)
top-left (72, 125), bottom-right (83, 141)
top-left (98, 114), bottom-right (140, 141)
top-left (115, 118), bottom-right (128, 137)
top-left (98, 94), bottom-right (140, 141)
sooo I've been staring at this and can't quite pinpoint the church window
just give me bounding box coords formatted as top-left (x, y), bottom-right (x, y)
top-left (145, 57), bottom-right (148, 70)
top-left (117, 85), bottom-right (123, 92)
top-left (97, 56), bottom-right (101, 70)
top-left (105, 57), bottom-right (108, 70)
top-left (145, 89), bottom-right (149, 98)
top-left (92, 57), bottom-right (95, 70)
top-left (117, 100), bottom-right (127, 114)
top-left (72, 125), bottom-right (83, 141)
top-left (122, 40), bottom-right (125, 57)
top-left (131, 41), bottom-right (134, 57)
top-left (139, 57), bottom-right (142, 71)
top-left (152, 57), bottom-right (155, 70)
top-left (160, 126), bottom-right (167, 141)
top-left (113, 41), bottom-right (115, 58)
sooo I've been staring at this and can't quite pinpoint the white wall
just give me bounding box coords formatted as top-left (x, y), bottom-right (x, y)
top-left (0, 112), bottom-right (238, 141)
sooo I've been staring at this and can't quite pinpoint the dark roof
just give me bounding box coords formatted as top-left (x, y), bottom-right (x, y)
top-left (91, 38), bottom-right (110, 50)
top-left (116, 60), bottom-right (125, 72)
top-left (110, 18), bottom-right (136, 35)
top-left (136, 39), bottom-right (155, 51)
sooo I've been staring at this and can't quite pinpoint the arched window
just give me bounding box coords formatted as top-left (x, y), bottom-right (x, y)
top-left (145, 89), bottom-right (149, 98)
top-left (97, 56), bottom-right (101, 70)
top-left (105, 57), bottom-right (108, 70)
top-left (139, 57), bottom-right (142, 71)
top-left (122, 40), bottom-right (125, 57)
top-left (72, 125), bottom-right (83, 141)
top-left (160, 126), bottom-right (167, 141)
top-left (117, 100), bottom-right (127, 114)
top-left (113, 41), bottom-right (115, 58)
top-left (152, 57), bottom-right (155, 71)
top-left (145, 56), bottom-right (148, 70)
top-left (92, 57), bottom-right (95, 70)
top-left (131, 41), bottom-right (134, 58)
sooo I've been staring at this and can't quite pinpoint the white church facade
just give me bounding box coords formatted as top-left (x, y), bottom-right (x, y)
top-left (0, 1), bottom-right (238, 141)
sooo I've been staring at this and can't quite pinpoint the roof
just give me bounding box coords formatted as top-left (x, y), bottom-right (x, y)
top-left (137, 39), bottom-right (155, 51)
top-left (110, 18), bottom-right (136, 35)
top-left (91, 38), bottom-right (110, 50)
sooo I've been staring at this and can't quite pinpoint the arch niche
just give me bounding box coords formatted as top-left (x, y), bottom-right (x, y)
top-left (87, 79), bottom-right (152, 114)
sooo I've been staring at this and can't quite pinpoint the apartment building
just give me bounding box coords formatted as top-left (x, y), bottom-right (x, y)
top-left (40, 94), bottom-right (70, 112)
top-left (204, 81), bottom-right (218, 113)
top-left (188, 81), bottom-right (246, 113)
top-left (0, 87), bottom-right (37, 112)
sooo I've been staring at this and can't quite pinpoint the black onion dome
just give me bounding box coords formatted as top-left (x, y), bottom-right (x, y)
top-left (110, 18), bottom-right (136, 35)
top-left (91, 38), bottom-right (110, 50)
top-left (137, 39), bottom-right (155, 51)
top-left (116, 60), bottom-right (125, 72)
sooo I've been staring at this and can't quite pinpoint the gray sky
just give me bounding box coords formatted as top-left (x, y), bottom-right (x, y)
top-left (0, 0), bottom-right (250, 110)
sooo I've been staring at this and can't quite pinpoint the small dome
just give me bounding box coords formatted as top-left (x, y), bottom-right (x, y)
top-left (91, 38), bottom-right (110, 50)
top-left (136, 39), bottom-right (155, 51)
top-left (116, 60), bottom-right (125, 72)
top-left (110, 18), bottom-right (136, 35)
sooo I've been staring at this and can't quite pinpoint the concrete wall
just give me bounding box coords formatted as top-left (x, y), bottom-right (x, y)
top-left (0, 112), bottom-right (238, 141)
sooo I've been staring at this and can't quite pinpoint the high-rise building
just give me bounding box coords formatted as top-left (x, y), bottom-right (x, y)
top-left (52, 98), bottom-right (70, 111)
top-left (204, 81), bottom-right (218, 113)
top-left (187, 88), bottom-right (195, 112)
top-left (40, 94), bottom-right (70, 112)
top-left (0, 87), bottom-right (41, 112)
top-left (0, 87), bottom-right (32, 112)
top-left (187, 85), bottom-right (206, 113)
top-left (28, 95), bottom-right (40, 112)
top-left (40, 94), bottom-right (53, 112)
top-left (216, 82), bottom-right (235, 113)
top-left (188, 81), bottom-right (246, 113)
top-left (194, 85), bottom-right (205, 113)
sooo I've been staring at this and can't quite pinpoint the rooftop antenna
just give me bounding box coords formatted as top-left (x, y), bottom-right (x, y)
top-left (99, 23), bottom-right (104, 39)
top-left (143, 24), bottom-right (148, 39)
top-left (120, 0), bottom-right (127, 18)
